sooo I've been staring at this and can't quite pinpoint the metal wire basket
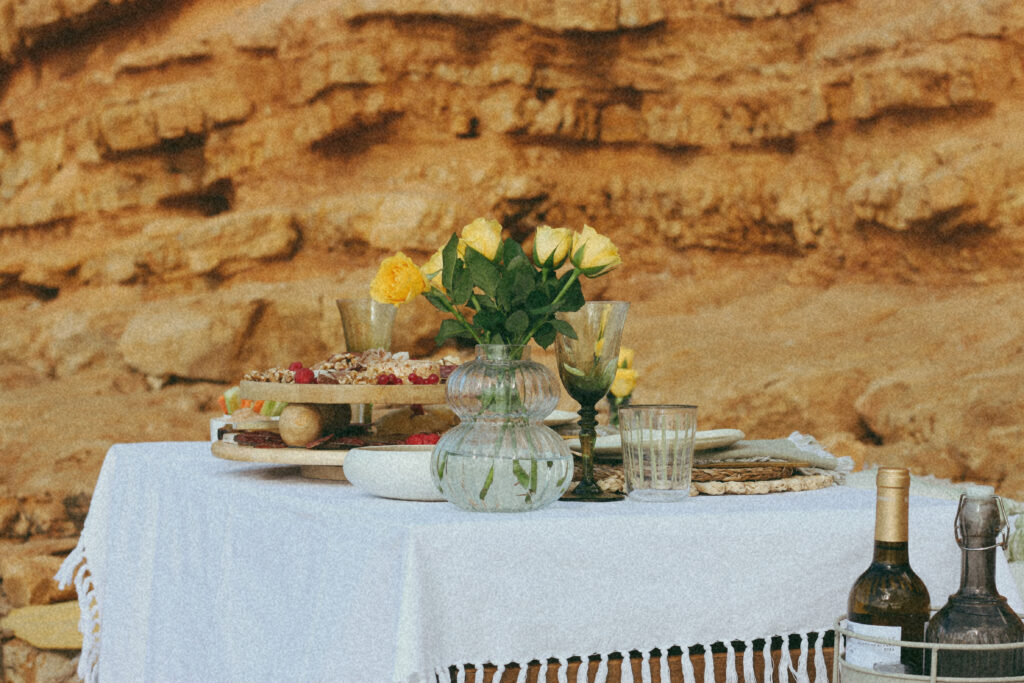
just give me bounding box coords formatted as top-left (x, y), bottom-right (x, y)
top-left (833, 613), bottom-right (1024, 683)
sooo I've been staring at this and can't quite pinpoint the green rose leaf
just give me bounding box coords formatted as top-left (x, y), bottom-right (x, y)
top-left (504, 309), bottom-right (529, 338)
top-left (451, 266), bottom-right (474, 306)
top-left (441, 233), bottom-right (459, 293)
top-left (553, 273), bottom-right (584, 312)
top-left (464, 248), bottom-right (499, 297)
top-left (550, 318), bottom-right (577, 339)
top-left (500, 256), bottom-right (535, 307)
top-left (525, 288), bottom-right (551, 314)
top-left (435, 318), bottom-right (474, 346)
top-left (423, 289), bottom-right (451, 314)
top-left (501, 238), bottom-right (527, 264)
top-left (473, 308), bottom-right (504, 336)
top-left (532, 322), bottom-right (557, 348)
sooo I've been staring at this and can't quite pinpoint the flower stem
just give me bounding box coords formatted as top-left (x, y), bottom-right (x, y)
top-left (432, 286), bottom-right (486, 344)
top-left (521, 269), bottom-right (581, 345)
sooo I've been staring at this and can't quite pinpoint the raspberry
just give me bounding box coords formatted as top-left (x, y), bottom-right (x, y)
top-left (288, 361), bottom-right (304, 371)
top-left (294, 367), bottom-right (315, 384)
top-left (405, 432), bottom-right (440, 445)
top-left (426, 373), bottom-right (440, 384)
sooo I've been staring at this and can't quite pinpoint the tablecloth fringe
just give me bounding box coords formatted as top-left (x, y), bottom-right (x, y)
top-left (420, 631), bottom-right (828, 683)
top-left (54, 539), bottom-right (99, 683)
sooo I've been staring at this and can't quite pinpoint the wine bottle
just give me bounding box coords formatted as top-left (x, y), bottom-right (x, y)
top-left (925, 485), bottom-right (1024, 677)
top-left (845, 467), bottom-right (931, 674)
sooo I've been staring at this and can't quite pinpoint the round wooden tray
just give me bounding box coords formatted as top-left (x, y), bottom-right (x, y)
top-left (239, 380), bottom-right (447, 405)
top-left (691, 460), bottom-right (810, 482)
top-left (211, 440), bottom-right (350, 480)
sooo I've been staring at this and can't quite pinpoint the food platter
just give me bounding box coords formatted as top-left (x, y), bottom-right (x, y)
top-left (239, 380), bottom-right (447, 405)
top-left (211, 440), bottom-right (351, 480)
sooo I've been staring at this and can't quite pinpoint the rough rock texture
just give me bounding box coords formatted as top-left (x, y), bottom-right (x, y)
top-left (1, 0), bottom-right (1024, 556)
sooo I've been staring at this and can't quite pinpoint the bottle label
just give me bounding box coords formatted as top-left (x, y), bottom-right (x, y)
top-left (843, 619), bottom-right (902, 669)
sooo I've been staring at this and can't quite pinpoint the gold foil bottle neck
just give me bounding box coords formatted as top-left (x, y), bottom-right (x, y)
top-left (875, 467), bottom-right (910, 543)
top-left (877, 467), bottom-right (910, 489)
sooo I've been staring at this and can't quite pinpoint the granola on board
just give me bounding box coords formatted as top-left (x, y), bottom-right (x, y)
top-left (242, 350), bottom-right (459, 386)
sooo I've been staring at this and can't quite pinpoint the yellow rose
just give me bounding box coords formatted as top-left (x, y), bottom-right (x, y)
top-left (532, 225), bottom-right (573, 269)
top-left (370, 252), bottom-right (428, 305)
top-left (458, 218), bottom-right (503, 261)
top-left (420, 247), bottom-right (445, 291)
top-left (570, 224), bottom-right (622, 277)
top-left (618, 347), bottom-right (635, 369)
top-left (609, 367), bottom-right (638, 398)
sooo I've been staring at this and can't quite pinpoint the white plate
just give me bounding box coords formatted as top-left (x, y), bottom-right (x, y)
top-left (342, 445), bottom-right (444, 502)
top-left (694, 428), bottom-right (745, 451)
top-left (544, 409), bottom-right (579, 427)
top-left (565, 429), bottom-right (745, 454)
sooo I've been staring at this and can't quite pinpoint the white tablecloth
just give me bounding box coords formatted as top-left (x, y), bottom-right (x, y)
top-left (59, 442), bottom-right (1023, 683)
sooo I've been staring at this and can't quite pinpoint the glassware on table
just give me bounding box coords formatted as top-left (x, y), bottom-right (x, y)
top-left (336, 297), bottom-right (397, 424)
top-left (430, 344), bottom-right (574, 512)
top-left (619, 404), bottom-right (697, 502)
top-left (925, 486), bottom-right (1024, 677)
top-left (336, 297), bottom-right (396, 353)
top-left (555, 300), bottom-right (630, 502)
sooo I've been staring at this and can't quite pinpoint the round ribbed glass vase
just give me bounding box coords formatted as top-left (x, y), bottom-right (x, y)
top-left (431, 344), bottom-right (573, 512)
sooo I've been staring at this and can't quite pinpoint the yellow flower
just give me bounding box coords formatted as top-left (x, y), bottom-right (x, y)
top-left (370, 252), bottom-right (428, 305)
top-left (571, 224), bottom-right (622, 277)
top-left (609, 367), bottom-right (638, 398)
top-left (458, 218), bottom-right (503, 261)
top-left (618, 347), bottom-right (635, 369)
top-left (420, 247), bottom-right (445, 291)
top-left (532, 225), bottom-right (573, 268)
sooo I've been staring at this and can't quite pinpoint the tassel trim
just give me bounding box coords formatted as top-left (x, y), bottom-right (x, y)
top-left (55, 541), bottom-right (98, 683)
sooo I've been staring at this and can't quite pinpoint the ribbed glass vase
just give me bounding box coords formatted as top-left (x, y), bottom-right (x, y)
top-left (431, 344), bottom-right (573, 512)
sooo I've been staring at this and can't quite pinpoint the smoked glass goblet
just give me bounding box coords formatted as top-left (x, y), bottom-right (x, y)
top-left (555, 301), bottom-right (630, 502)
top-left (336, 297), bottom-right (396, 424)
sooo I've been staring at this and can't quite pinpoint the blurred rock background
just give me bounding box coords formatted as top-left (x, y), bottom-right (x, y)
top-left (1, 0), bottom-right (1024, 677)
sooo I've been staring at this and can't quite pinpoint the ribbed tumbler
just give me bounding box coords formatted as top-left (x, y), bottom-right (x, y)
top-left (620, 404), bottom-right (697, 502)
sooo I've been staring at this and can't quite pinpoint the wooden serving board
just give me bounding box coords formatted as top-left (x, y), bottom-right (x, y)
top-left (211, 440), bottom-right (351, 480)
top-left (239, 380), bottom-right (447, 405)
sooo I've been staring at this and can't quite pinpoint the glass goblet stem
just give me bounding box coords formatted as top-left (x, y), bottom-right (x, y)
top-left (573, 403), bottom-right (602, 497)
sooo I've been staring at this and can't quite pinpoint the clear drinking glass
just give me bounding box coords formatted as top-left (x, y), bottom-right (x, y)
top-left (619, 404), bottom-right (697, 502)
top-left (336, 298), bottom-right (397, 424)
top-left (336, 298), bottom-right (396, 352)
top-left (555, 301), bottom-right (630, 502)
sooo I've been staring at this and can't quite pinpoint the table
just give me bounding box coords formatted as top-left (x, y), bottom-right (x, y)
top-left (58, 442), bottom-right (1023, 683)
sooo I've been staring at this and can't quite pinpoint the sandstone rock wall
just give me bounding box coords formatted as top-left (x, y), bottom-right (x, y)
top-left (1, 0), bottom-right (1024, 543)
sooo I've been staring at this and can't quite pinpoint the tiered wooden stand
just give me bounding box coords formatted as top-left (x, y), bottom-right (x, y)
top-left (211, 381), bottom-right (447, 480)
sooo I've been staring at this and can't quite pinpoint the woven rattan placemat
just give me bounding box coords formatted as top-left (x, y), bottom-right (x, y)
top-left (579, 461), bottom-right (834, 497)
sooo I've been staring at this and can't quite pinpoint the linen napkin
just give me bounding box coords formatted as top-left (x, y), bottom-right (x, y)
top-left (694, 431), bottom-right (854, 482)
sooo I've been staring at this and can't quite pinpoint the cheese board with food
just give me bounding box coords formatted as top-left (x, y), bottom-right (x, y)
top-left (212, 350), bottom-right (461, 479)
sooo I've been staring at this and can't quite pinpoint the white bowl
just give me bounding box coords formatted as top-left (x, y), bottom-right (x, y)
top-left (342, 445), bottom-right (444, 502)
